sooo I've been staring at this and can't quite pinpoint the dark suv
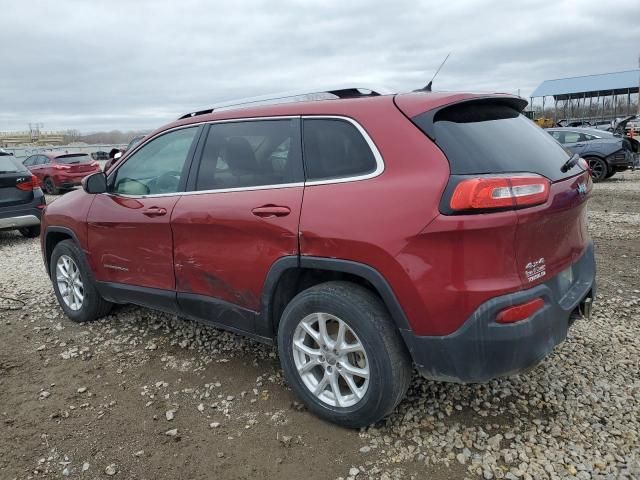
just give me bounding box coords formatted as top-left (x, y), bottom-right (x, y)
top-left (0, 152), bottom-right (45, 237)
top-left (40, 87), bottom-right (596, 427)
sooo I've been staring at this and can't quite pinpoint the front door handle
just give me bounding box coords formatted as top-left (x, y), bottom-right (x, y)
top-left (251, 205), bottom-right (291, 217)
top-left (143, 206), bottom-right (167, 217)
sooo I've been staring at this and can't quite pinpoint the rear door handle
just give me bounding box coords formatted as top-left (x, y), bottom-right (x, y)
top-left (143, 207), bottom-right (167, 217)
top-left (251, 205), bottom-right (291, 217)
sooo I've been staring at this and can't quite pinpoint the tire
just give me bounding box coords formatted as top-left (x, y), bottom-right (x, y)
top-left (586, 157), bottom-right (608, 182)
top-left (44, 177), bottom-right (59, 195)
top-left (605, 170), bottom-right (616, 179)
top-left (277, 281), bottom-right (411, 428)
top-left (18, 225), bottom-right (40, 238)
top-left (50, 239), bottom-right (112, 322)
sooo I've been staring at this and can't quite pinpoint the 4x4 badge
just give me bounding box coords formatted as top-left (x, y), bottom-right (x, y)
top-left (577, 183), bottom-right (587, 195)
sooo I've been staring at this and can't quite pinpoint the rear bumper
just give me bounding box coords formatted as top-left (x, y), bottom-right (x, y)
top-left (401, 242), bottom-right (596, 383)
top-left (0, 192), bottom-right (45, 231)
top-left (609, 150), bottom-right (636, 170)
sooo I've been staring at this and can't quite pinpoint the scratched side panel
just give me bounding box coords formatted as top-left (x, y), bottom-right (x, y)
top-left (171, 187), bottom-right (303, 313)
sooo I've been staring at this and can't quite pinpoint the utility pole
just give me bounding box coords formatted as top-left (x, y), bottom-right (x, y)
top-left (637, 54), bottom-right (640, 115)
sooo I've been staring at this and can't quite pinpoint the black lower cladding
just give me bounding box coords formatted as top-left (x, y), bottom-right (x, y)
top-left (401, 242), bottom-right (596, 383)
top-left (95, 281), bottom-right (271, 344)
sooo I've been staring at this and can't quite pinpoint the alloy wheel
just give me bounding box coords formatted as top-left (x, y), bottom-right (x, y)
top-left (56, 255), bottom-right (84, 311)
top-left (292, 312), bottom-right (370, 408)
top-left (588, 158), bottom-right (606, 181)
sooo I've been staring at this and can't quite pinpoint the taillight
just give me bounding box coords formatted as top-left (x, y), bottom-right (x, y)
top-left (449, 174), bottom-right (550, 212)
top-left (496, 297), bottom-right (544, 324)
top-left (16, 175), bottom-right (41, 191)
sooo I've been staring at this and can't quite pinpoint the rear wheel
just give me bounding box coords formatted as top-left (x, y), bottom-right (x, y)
top-left (44, 177), bottom-right (59, 194)
top-left (18, 225), bottom-right (40, 238)
top-left (50, 240), bottom-right (112, 322)
top-left (586, 157), bottom-right (608, 182)
top-left (277, 281), bottom-right (411, 428)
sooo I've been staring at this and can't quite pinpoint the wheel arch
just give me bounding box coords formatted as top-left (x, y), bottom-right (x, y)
top-left (259, 256), bottom-right (412, 340)
top-left (44, 227), bottom-right (82, 278)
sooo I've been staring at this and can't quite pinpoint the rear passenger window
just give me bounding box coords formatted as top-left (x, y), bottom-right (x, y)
top-left (195, 119), bottom-right (303, 190)
top-left (303, 119), bottom-right (377, 181)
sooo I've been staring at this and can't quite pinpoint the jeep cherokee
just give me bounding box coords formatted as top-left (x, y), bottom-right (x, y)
top-left (40, 86), bottom-right (596, 427)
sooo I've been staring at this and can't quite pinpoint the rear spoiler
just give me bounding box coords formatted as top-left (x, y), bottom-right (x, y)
top-left (407, 96), bottom-right (528, 140)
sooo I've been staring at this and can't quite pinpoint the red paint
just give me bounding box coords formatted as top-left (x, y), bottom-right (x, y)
top-left (41, 91), bottom-right (592, 338)
top-left (86, 194), bottom-right (178, 290)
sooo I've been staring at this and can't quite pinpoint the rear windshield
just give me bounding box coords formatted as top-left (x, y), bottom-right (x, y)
top-left (413, 102), bottom-right (580, 181)
top-left (56, 154), bottom-right (91, 164)
top-left (0, 156), bottom-right (24, 173)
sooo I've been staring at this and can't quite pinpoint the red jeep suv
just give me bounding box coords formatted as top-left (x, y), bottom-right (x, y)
top-left (40, 87), bottom-right (595, 427)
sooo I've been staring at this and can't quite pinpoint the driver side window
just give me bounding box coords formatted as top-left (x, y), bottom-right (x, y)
top-left (112, 127), bottom-right (197, 195)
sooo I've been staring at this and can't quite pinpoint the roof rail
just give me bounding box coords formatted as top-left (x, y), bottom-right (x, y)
top-left (178, 85), bottom-right (393, 120)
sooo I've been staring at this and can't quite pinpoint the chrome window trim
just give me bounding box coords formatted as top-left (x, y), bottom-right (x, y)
top-left (301, 115), bottom-right (385, 186)
top-left (107, 115), bottom-right (384, 199)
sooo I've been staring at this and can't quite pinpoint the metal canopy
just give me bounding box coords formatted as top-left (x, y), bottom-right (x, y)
top-left (531, 69), bottom-right (640, 100)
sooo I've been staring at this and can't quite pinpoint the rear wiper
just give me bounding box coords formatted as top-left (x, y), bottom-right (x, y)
top-left (561, 153), bottom-right (580, 173)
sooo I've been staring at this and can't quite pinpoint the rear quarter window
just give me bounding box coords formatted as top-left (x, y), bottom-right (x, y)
top-left (302, 118), bottom-right (377, 181)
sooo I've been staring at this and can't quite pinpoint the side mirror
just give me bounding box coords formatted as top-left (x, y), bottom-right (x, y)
top-left (82, 172), bottom-right (107, 194)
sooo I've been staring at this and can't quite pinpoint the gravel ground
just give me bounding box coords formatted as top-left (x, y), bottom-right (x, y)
top-left (1, 173), bottom-right (639, 480)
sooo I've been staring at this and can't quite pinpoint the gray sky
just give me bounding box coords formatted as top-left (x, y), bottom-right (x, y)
top-left (1, 0), bottom-right (639, 132)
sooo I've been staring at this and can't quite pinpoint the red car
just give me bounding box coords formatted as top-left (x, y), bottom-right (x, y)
top-left (23, 152), bottom-right (101, 194)
top-left (40, 86), bottom-right (595, 427)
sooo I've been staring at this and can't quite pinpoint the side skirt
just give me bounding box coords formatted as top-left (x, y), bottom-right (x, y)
top-left (95, 282), bottom-right (273, 345)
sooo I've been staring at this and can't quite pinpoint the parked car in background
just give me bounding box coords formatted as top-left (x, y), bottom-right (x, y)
top-left (104, 135), bottom-right (146, 171)
top-left (91, 151), bottom-right (109, 161)
top-left (556, 119), bottom-right (595, 128)
top-left (40, 87), bottom-right (596, 427)
top-left (22, 152), bottom-right (102, 194)
top-left (546, 127), bottom-right (637, 181)
top-left (0, 152), bottom-right (45, 237)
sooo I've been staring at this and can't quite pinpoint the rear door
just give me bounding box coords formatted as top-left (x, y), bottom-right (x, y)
top-left (408, 98), bottom-right (591, 287)
top-left (171, 118), bottom-right (304, 333)
top-left (87, 126), bottom-right (201, 292)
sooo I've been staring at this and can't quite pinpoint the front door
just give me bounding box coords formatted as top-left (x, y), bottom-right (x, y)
top-left (171, 118), bottom-right (304, 333)
top-left (87, 126), bottom-right (201, 291)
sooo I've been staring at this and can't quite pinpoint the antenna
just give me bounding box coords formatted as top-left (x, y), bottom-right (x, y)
top-left (420, 53), bottom-right (451, 92)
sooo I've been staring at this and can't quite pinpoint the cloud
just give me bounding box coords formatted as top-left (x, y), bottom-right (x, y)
top-left (1, 0), bottom-right (638, 131)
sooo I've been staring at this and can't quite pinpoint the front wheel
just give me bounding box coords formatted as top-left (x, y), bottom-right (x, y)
top-left (50, 239), bottom-right (112, 322)
top-left (277, 281), bottom-right (411, 428)
top-left (586, 157), bottom-right (609, 182)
